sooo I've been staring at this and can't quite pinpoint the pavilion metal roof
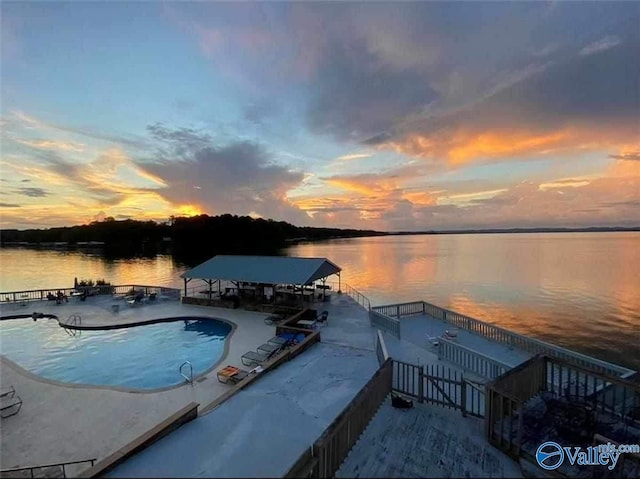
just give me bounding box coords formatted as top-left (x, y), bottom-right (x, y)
top-left (180, 255), bottom-right (341, 285)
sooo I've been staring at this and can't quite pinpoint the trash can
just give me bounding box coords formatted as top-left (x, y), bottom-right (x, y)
top-left (111, 304), bottom-right (119, 313)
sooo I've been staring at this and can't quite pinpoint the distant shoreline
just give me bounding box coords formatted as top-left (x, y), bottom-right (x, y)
top-left (1, 226), bottom-right (638, 249)
top-left (385, 226), bottom-right (640, 236)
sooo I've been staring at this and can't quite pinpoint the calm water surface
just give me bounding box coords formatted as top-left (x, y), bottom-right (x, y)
top-left (0, 317), bottom-right (231, 388)
top-left (1, 232), bottom-right (638, 369)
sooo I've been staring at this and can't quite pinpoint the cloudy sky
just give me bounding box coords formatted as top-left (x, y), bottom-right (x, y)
top-left (1, 1), bottom-right (638, 231)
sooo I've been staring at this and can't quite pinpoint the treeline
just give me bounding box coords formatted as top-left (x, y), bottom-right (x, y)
top-left (0, 214), bottom-right (385, 261)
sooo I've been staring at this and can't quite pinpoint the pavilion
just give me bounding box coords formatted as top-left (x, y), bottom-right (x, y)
top-left (180, 255), bottom-right (342, 307)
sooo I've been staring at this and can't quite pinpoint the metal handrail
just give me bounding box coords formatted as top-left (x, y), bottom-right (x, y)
top-left (62, 314), bottom-right (81, 337)
top-left (0, 285), bottom-right (181, 304)
top-left (325, 280), bottom-right (371, 311)
top-left (0, 458), bottom-right (96, 478)
top-left (180, 361), bottom-right (193, 384)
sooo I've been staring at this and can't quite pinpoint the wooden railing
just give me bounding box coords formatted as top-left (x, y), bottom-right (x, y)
top-left (372, 300), bottom-right (635, 378)
top-left (392, 360), bottom-right (486, 418)
top-left (0, 285), bottom-right (180, 305)
top-left (544, 356), bottom-right (640, 419)
top-left (486, 354), bottom-right (640, 459)
top-left (375, 330), bottom-right (389, 367)
top-left (0, 458), bottom-right (96, 478)
top-left (372, 301), bottom-right (424, 318)
top-left (284, 358), bottom-right (393, 478)
top-left (369, 310), bottom-right (401, 339)
top-left (438, 337), bottom-right (510, 380)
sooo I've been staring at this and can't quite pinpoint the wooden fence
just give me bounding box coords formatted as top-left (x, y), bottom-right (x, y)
top-left (372, 301), bottom-right (634, 378)
top-left (284, 358), bottom-right (393, 478)
top-left (392, 360), bottom-right (486, 418)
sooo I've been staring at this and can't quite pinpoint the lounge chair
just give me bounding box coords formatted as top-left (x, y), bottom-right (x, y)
top-left (1, 385), bottom-right (15, 399)
top-left (241, 350), bottom-right (270, 367)
top-left (241, 344), bottom-right (285, 367)
top-left (257, 342), bottom-right (281, 355)
top-left (1, 395), bottom-right (22, 418)
top-left (267, 336), bottom-right (288, 347)
top-left (217, 365), bottom-right (250, 384)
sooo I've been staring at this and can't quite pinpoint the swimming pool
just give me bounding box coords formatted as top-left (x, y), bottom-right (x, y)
top-left (0, 317), bottom-right (232, 389)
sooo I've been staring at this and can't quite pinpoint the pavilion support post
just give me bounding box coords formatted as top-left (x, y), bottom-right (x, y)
top-left (184, 278), bottom-right (189, 297)
top-left (338, 272), bottom-right (342, 294)
top-left (207, 279), bottom-right (213, 300)
top-left (217, 279), bottom-right (221, 295)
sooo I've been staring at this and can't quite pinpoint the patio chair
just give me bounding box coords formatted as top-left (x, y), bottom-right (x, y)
top-left (317, 311), bottom-right (329, 326)
top-left (127, 292), bottom-right (145, 307)
top-left (217, 365), bottom-right (250, 385)
top-left (426, 333), bottom-right (440, 347)
top-left (1, 395), bottom-right (22, 418)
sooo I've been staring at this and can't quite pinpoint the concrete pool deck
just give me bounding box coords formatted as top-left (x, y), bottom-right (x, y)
top-left (0, 297), bottom-right (278, 472)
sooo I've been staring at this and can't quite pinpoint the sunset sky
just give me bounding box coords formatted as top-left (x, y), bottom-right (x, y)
top-left (1, 1), bottom-right (638, 231)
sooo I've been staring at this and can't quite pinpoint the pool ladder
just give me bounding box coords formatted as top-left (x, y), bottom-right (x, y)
top-left (179, 361), bottom-right (193, 385)
top-left (63, 314), bottom-right (82, 337)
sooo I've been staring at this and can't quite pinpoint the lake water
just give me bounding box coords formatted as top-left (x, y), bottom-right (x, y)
top-left (1, 232), bottom-right (638, 370)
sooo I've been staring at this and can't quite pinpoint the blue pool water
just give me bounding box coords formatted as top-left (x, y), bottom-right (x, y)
top-left (0, 317), bottom-right (232, 389)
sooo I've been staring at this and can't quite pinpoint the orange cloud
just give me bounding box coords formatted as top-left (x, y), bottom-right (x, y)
top-left (378, 125), bottom-right (636, 165)
top-left (401, 190), bottom-right (436, 206)
top-left (325, 178), bottom-right (381, 196)
top-left (382, 128), bottom-right (572, 164)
